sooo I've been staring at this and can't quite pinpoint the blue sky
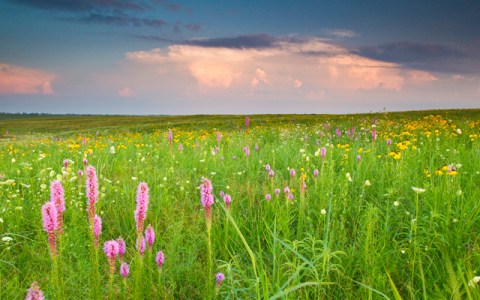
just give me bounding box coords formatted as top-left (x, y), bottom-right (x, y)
top-left (0, 0), bottom-right (479, 114)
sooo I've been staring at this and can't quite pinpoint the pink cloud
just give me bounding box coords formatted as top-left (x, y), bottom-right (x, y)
top-left (409, 70), bottom-right (438, 84)
top-left (0, 63), bottom-right (55, 95)
top-left (118, 87), bottom-right (136, 97)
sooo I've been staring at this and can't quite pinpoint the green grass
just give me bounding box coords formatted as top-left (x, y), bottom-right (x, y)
top-left (0, 109), bottom-right (479, 299)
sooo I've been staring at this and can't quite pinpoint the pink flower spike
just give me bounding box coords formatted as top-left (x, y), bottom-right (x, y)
top-left (83, 158), bottom-right (88, 167)
top-left (265, 164), bottom-right (271, 171)
top-left (372, 129), bottom-right (377, 141)
top-left (104, 240), bottom-right (119, 260)
top-left (145, 224), bottom-right (155, 250)
top-left (168, 129), bottom-right (173, 143)
top-left (290, 168), bottom-right (296, 178)
top-left (215, 272), bottom-right (225, 287)
top-left (321, 147), bottom-right (327, 160)
top-left (357, 155), bottom-right (361, 163)
top-left (26, 281), bottom-right (44, 300)
top-left (313, 169), bottom-right (319, 178)
top-left (93, 215), bottom-right (102, 248)
top-left (104, 240), bottom-right (119, 274)
top-left (268, 170), bottom-right (275, 178)
top-left (243, 146), bottom-right (250, 157)
top-left (42, 201), bottom-right (58, 233)
top-left (200, 178), bottom-right (214, 208)
top-left (134, 182), bottom-right (149, 234)
top-left (245, 116), bottom-right (249, 128)
top-left (136, 236), bottom-right (146, 256)
top-left (86, 165), bottom-right (98, 221)
top-left (223, 194), bottom-right (231, 210)
top-left (275, 188), bottom-right (280, 197)
top-left (117, 237), bottom-right (126, 261)
top-left (77, 170), bottom-right (83, 177)
top-left (120, 262), bottom-right (130, 278)
top-left (156, 250), bottom-right (165, 269)
top-left (63, 159), bottom-right (69, 170)
top-left (265, 194), bottom-right (271, 201)
top-left (50, 180), bottom-right (65, 233)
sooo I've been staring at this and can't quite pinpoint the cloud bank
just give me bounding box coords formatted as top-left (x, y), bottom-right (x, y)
top-left (123, 35), bottom-right (438, 101)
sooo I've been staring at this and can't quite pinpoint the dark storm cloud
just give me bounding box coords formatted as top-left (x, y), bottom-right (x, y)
top-left (78, 13), bottom-right (167, 27)
top-left (182, 34), bottom-right (277, 49)
top-left (355, 41), bottom-right (479, 73)
top-left (13, 0), bottom-right (147, 12)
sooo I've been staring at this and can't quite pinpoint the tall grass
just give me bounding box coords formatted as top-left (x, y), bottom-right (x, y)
top-left (0, 110), bottom-right (479, 299)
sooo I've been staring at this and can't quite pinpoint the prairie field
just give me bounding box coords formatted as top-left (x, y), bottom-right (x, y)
top-left (1, 110), bottom-right (480, 299)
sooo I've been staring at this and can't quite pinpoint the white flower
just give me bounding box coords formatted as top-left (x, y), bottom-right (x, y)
top-left (11, 158), bottom-right (16, 163)
top-left (456, 128), bottom-right (462, 134)
top-left (364, 180), bottom-right (371, 186)
top-left (456, 190), bottom-right (462, 196)
top-left (109, 146), bottom-right (115, 154)
top-left (393, 201), bottom-right (400, 207)
top-left (40, 184), bottom-right (47, 190)
top-left (131, 177), bottom-right (138, 181)
top-left (400, 249), bottom-right (405, 254)
top-left (346, 173), bottom-right (352, 182)
top-left (0, 218), bottom-right (3, 223)
top-left (321, 209), bottom-right (327, 215)
top-left (468, 276), bottom-right (480, 287)
top-left (2, 236), bottom-right (13, 242)
top-left (412, 187), bottom-right (425, 194)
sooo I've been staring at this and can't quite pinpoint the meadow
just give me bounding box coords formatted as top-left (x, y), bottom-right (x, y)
top-left (0, 110), bottom-right (479, 299)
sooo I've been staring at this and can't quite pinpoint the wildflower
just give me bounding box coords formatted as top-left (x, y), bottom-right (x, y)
top-left (93, 215), bottom-right (102, 248)
top-left (63, 159), bottom-right (69, 170)
top-left (255, 143), bottom-right (259, 151)
top-left (215, 272), bottom-right (225, 287)
top-left (50, 180), bottom-right (65, 234)
top-left (223, 194), bottom-right (232, 211)
top-left (145, 224), bottom-right (155, 250)
top-left (289, 168), bottom-right (296, 178)
top-left (321, 147), bottom-right (327, 160)
top-left (117, 237), bottom-right (126, 261)
top-left (274, 188), bottom-right (280, 197)
top-left (134, 182), bottom-right (149, 234)
top-left (78, 170), bottom-right (83, 177)
top-left (2, 236), bottom-right (13, 243)
top-left (136, 236), bottom-right (146, 256)
top-left (168, 129), bottom-right (173, 144)
top-left (468, 276), bottom-right (480, 287)
top-left (104, 240), bottom-right (119, 274)
top-left (357, 155), bottom-right (361, 163)
top-left (86, 166), bottom-right (98, 221)
top-left (288, 193), bottom-right (294, 200)
top-left (42, 201), bottom-right (58, 257)
top-left (217, 131), bottom-right (221, 147)
top-left (387, 138), bottom-right (392, 146)
top-left (245, 116), bottom-right (249, 128)
top-left (120, 262), bottom-right (129, 278)
top-left (313, 169), bottom-right (319, 178)
top-left (265, 194), bottom-right (271, 201)
top-left (284, 186), bottom-right (290, 195)
top-left (412, 187), bottom-right (426, 194)
top-left (178, 143), bottom-right (183, 151)
top-left (83, 158), bottom-right (88, 167)
top-left (346, 173), bottom-right (352, 182)
top-left (321, 209), bottom-right (327, 215)
top-left (156, 250), bottom-right (165, 269)
top-left (109, 146), bottom-right (115, 154)
top-left (25, 281), bottom-right (44, 300)
top-left (265, 164), bottom-right (271, 171)
top-left (268, 170), bottom-right (275, 178)
top-left (364, 180), bottom-right (371, 186)
top-left (393, 201), bottom-right (400, 207)
top-left (200, 178), bottom-right (214, 230)
top-left (243, 146), bottom-right (250, 157)
top-left (456, 128), bottom-right (462, 135)
top-left (372, 129), bottom-right (377, 141)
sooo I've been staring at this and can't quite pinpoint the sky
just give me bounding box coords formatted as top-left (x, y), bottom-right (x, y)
top-left (0, 0), bottom-right (479, 115)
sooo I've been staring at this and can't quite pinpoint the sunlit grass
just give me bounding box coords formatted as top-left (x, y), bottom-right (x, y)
top-left (0, 109), bottom-right (479, 299)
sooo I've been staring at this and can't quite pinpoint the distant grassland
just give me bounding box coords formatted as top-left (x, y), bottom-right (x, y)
top-left (1, 109), bottom-right (479, 137)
